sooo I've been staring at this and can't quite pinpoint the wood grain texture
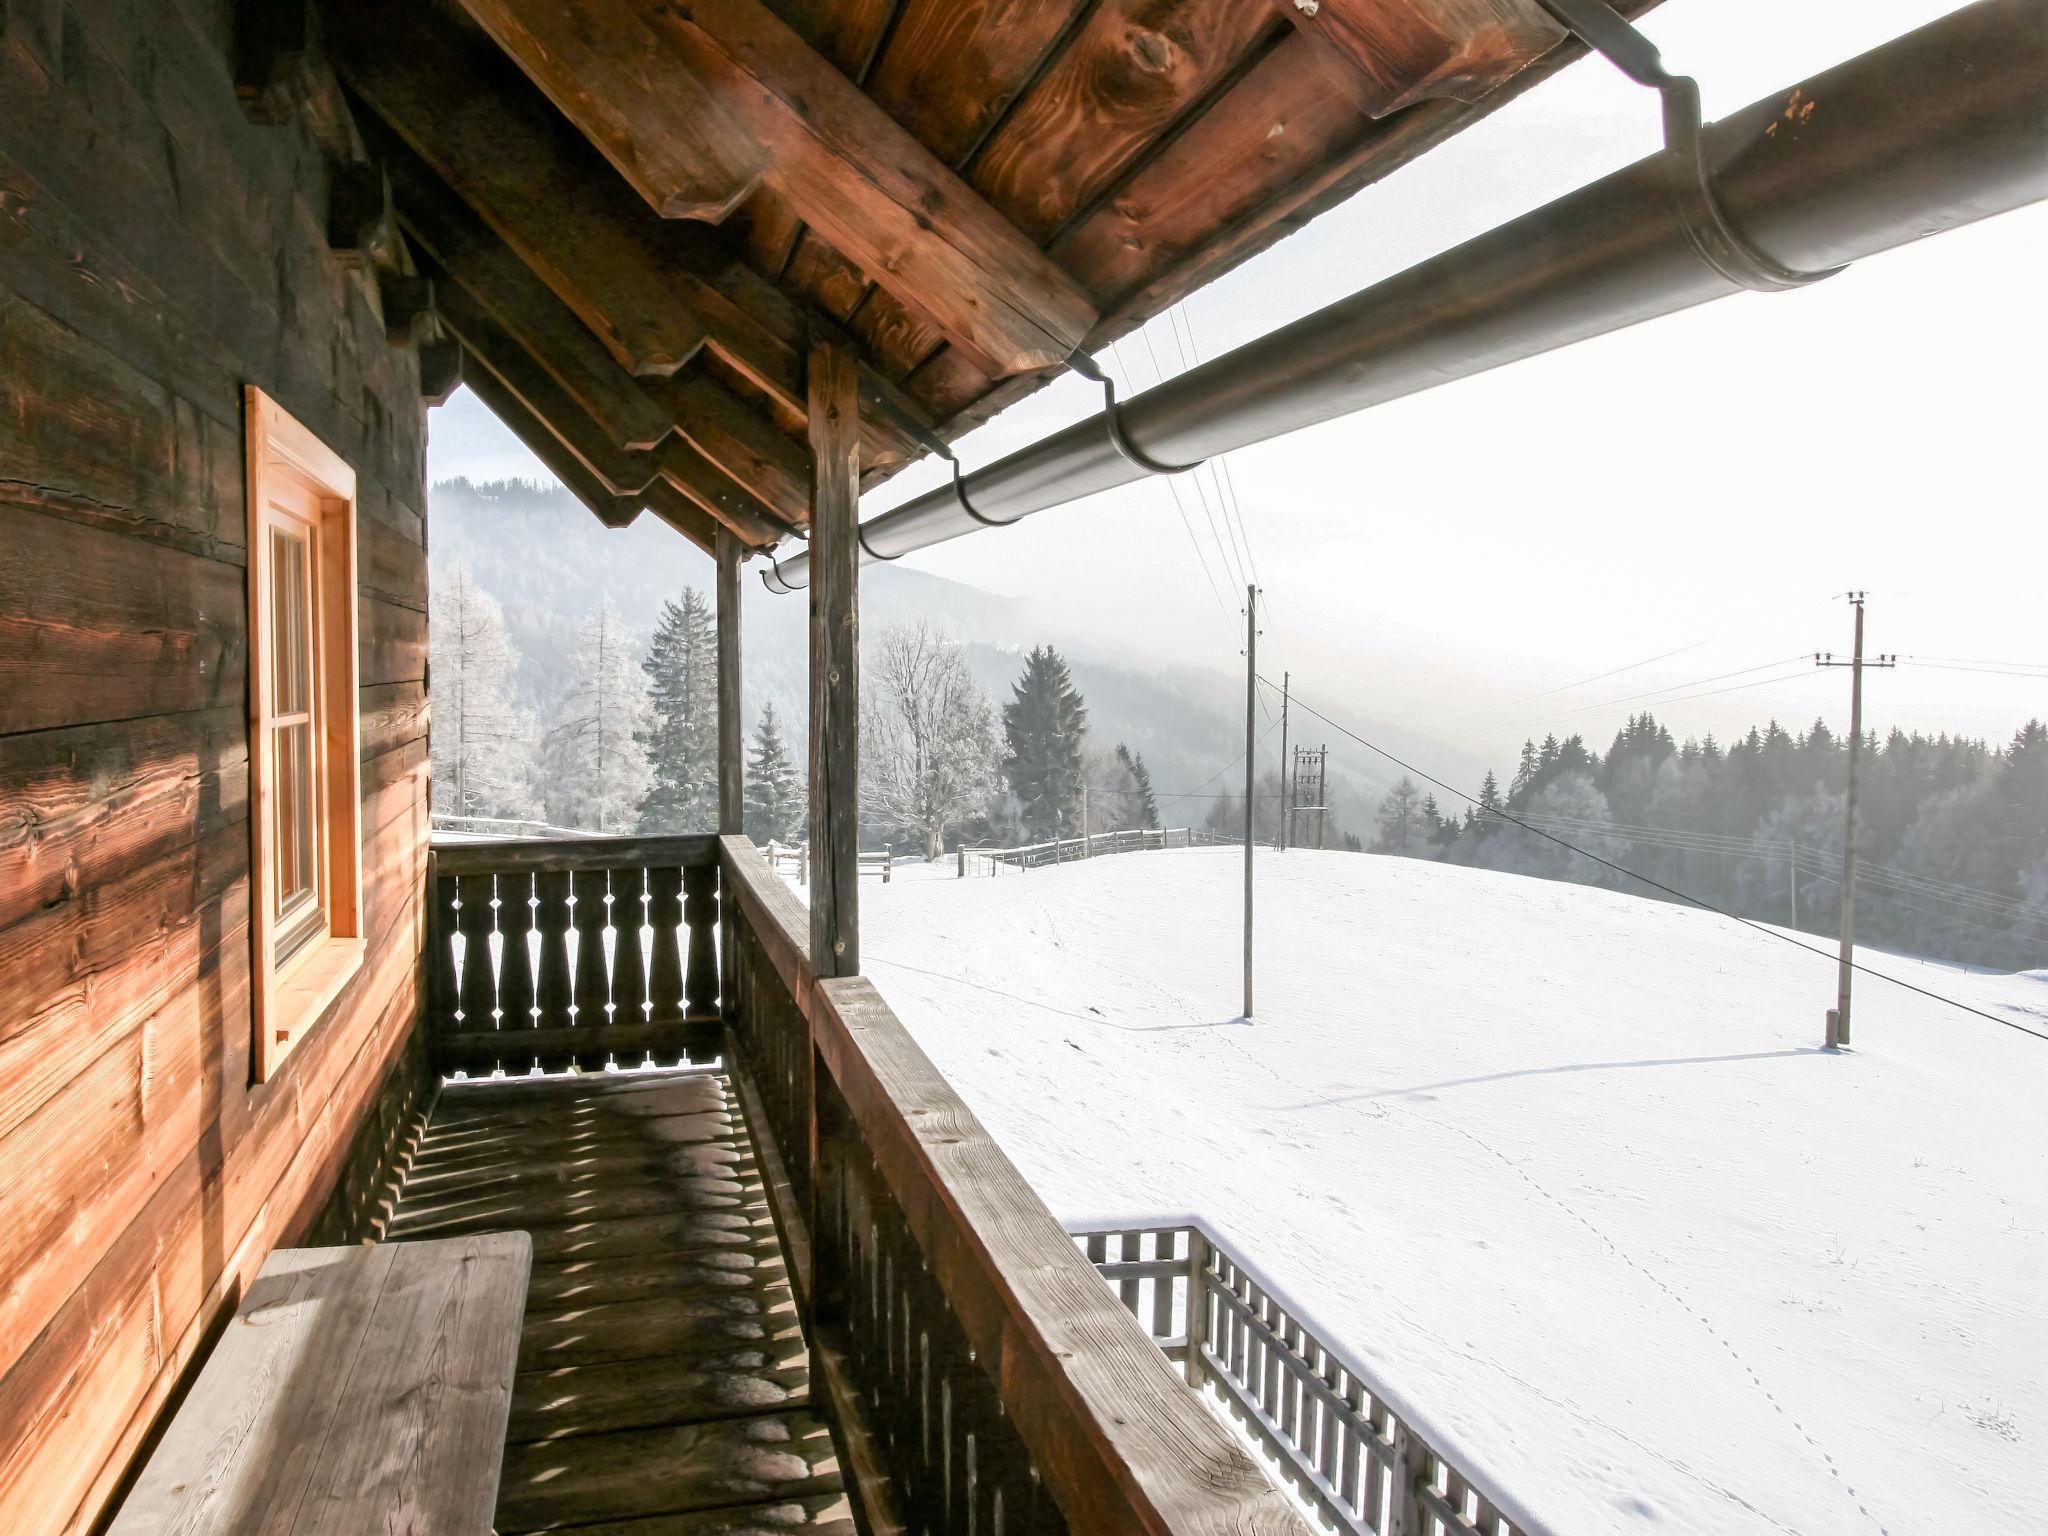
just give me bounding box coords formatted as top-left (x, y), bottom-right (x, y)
top-left (454, 0), bottom-right (1098, 374)
top-left (805, 341), bottom-right (861, 979)
top-left (0, 5), bottom-right (433, 1527)
top-left (105, 1234), bottom-right (530, 1536)
top-left (1270, 0), bottom-right (1563, 113)
top-left (969, 0), bottom-right (1279, 244)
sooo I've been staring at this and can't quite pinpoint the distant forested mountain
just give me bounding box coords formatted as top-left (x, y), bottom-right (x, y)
top-left (426, 477), bottom-right (1410, 837)
top-left (1369, 712), bottom-right (2048, 971)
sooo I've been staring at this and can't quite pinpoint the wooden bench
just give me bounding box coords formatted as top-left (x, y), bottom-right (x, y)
top-left (109, 1233), bottom-right (530, 1535)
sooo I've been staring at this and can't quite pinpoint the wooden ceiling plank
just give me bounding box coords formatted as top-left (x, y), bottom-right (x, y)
top-left (376, 134), bottom-right (677, 453)
top-left (862, 0), bottom-right (1090, 168)
top-left (967, 0), bottom-right (1279, 246)
top-left (429, 271), bottom-right (659, 498)
top-left (330, 0), bottom-right (796, 396)
top-left (652, 439), bottom-right (794, 548)
top-left (645, 375), bottom-right (814, 523)
top-left (1271, 0), bottom-right (1564, 114)
top-left (459, 367), bottom-right (649, 535)
top-left (453, 0), bottom-right (1099, 375)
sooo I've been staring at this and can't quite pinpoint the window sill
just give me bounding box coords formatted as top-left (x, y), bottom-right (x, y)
top-left (264, 935), bottom-right (367, 1078)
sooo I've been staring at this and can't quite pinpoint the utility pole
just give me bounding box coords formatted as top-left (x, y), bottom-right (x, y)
top-left (1787, 841), bottom-right (1798, 930)
top-left (1243, 585), bottom-right (1258, 1022)
top-left (1278, 670), bottom-right (1291, 852)
top-left (1815, 592), bottom-right (1895, 1047)
top-left (1318, 744), bottom-right (1329, 850)
top-left (1081, 782), bottom-right (1090, 858)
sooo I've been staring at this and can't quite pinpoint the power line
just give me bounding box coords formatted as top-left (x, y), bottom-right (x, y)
top-left (1261, 676), bottom-right (2048, 1044)
top-left (1495, 655), bottom-right (1812, 730)
top-left (1107, 340), bottom-right (1234, 626)
top-left (1902, 654), bottom-right (2048, 670)
top-left (1155, 716), bottom-right (1282, 804)
top-left (1899, 661), bottom-right (2048, 680)
top-left (1168, 303), bottom-right (1264, 594)
top-left (1137, 322), bottom-right (1245, 594)
top-left (1458, 639), bottom-right (1714, 720)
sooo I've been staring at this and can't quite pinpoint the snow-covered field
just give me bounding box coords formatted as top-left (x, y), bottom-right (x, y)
top-left (846, 848), bottom-right (2044, 1536)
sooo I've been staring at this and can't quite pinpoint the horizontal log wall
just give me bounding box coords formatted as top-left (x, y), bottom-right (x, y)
top-left (0, 3), bottom-right (433, 1531)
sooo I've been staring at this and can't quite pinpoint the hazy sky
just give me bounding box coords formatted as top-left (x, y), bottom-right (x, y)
top-left (430, 0), bottom-right (2045, 778)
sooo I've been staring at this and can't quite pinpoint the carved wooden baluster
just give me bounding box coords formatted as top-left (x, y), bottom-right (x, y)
top-left (645, 864), bottom-right (685, 1031)
top-left (681, 862), bottom-right (720, 1056)
top-left (496, 870), bottom-right (537, 1072)
top-left (427, 865), bottom-right (459, 1032)
top-left (609, 865), bottom-right (650, 1065)
top-left (570, 867), bottom-right (611, 1071)
top-left (531, 868), bottom-right (574, 1072)
top-left (455, 872), bottom-right (498, 1076)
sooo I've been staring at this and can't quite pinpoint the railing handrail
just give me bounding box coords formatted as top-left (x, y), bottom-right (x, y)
top-left (429, 830), bottom-right (719, 874)
top-left (1067, 1212), bottom-right (1552, 1536)
top-left (718, 836), bottom-right (1315, 1536)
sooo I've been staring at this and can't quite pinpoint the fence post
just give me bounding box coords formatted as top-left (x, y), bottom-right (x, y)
top-left (798, 843), bottom-right (809, 887)
top-left (1387, 1419), bottom-right (1431, 1536)
top-left (883, 853), bottom-right (891, 884)
top-left (956, 844), bottom-right (965, 878)
top-left (1183, 1227), bottom-right (1210, 1392)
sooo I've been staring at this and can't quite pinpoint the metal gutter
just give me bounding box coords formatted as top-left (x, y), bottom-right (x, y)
top-left (763, 0), bottom-right (2048, 593)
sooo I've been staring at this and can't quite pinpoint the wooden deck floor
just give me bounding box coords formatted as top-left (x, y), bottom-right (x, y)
top-left (386, 1068), bottom-right (854, 1534)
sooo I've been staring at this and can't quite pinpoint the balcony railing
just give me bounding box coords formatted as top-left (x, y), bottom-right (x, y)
top-left (1072, 1220), bottom-right (1545, 1536)
top-left (422, 832), bottom-right (1314, 1536)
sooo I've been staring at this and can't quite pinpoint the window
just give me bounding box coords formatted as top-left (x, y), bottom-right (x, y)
top-left (245, 387), bottom-right (364, 1081)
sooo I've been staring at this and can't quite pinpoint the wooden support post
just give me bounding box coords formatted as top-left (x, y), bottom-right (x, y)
top-left (1387, 1419), bottom-right (1430, 1536)
top-left (717, 528), bottom-right (744, 837)
top-left (1242, 586), bottom-right (1257, 1021)
top-left (1184, 1228), bottom-right (1210, 1392)
top-left (807, 339), bottom-right (861, 978)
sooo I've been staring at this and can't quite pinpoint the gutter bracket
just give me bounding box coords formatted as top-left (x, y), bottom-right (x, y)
top-left (1534, 0), bottom-right (1843, 292)
top-left (1068, 352), bottom-right (1207, 476)
top-left (861, 380), bottom-right (1023, 530)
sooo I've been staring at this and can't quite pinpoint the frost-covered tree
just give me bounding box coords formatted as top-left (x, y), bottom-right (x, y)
top-left (1121, 745), bottom-right (1161, 829)
top-left (1203, 790), bottom-right (1239, 838)
top-left (1372, 777), bottom-right (1431, 856)
top-left (1000, 646), bottom-right (1088, 841)
top-left (428, 562), bottom-right (536, 821)
top-left (745, 701), bottom-right (804, 844)
top-left (862, 621), bottom-right (998, 859)
top-left (637, 588), bottom-right (718, 831)
top-left (544, 596), bottom-right (651, 833)
top-left (1087, 743), bottom-right (1157, 833)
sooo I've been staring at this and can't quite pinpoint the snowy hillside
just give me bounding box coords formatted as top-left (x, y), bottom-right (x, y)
top-left (852, 850), bottom-right (2045, 1536)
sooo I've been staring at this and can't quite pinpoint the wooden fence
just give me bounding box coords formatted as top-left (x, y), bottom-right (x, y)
top-left (1071, 1220), bottom-right (1545, 1536)
top-left (963, 826), bottom-right (1194, 874)
top-left (425, 834), bottom-right (723, 1076)
top-left (759, 839), bottom-right (893, 882)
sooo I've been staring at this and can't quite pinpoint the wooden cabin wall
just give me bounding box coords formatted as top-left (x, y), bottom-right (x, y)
top-left (0, 4), bottom-right (434, 1531)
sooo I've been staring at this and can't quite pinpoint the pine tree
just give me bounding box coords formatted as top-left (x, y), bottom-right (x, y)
top-left (1000, 646), bottom-right (1089, 841)
top-left (744, 700), bottom-right (804, 843)
top-left (429, 561), bottom-right (536, 821)
top-left (544, 596), bottom-right (651, 833)
top-left (637, 588), bottom-right (719, 831)
top-left (1119, 744), bottom-right (1160, 829)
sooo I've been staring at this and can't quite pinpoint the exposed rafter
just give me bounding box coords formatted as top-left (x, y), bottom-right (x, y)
top-left (425, 265), bottom-right (658, 498)
top-left (460, 366), bottom-right (647, 534)
top-left (455, 0), bottom-right (1100, 375)
top-left (1270, 0), bottom-right (1565, 113)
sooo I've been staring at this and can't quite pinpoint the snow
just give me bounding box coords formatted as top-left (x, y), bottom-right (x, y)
top-left (844, 848), bottom-right (2046, 1536)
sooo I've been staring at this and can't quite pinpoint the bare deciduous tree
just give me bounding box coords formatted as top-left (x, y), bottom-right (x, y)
top-left (429, 561), bottom-right (536, 822)
top-left (545, 596), bottom-right (652, 833)
top-left (861, 621), bottom-right (997, 859)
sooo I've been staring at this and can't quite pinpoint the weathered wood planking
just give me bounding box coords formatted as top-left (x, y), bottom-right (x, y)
top-left (456, 0), bottom-right (1099, 374)
top-left (383, 1069), bottom-right (853, 1533)
top-left (806, 342), bottom-right (862, 979)
top-left (0, 2), bottom-right (433, 1529)
top-left (106, 1235), bottom-right (530, 1536)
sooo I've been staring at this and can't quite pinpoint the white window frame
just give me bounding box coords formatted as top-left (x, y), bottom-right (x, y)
top-left (245, 386), bottom-right (365, 1082)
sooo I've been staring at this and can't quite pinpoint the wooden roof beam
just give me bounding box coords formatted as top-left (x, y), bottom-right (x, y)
top-left (644, 375), bottom-right (812, 527)
top-left (332, 0), bottom-right (789, 386)
top-left (424, 263), bottom-right (659, 498)
top-left (376, 130), bottom-right (678, 452)
top-left (1270, 0), bottom-right (1565, 114)
top-left (652, 440), bottom-right (791, 549)
top-left (459, 367), bottom-right (650, 536)
top-left (455, 0), bottom-right (1101, 375)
